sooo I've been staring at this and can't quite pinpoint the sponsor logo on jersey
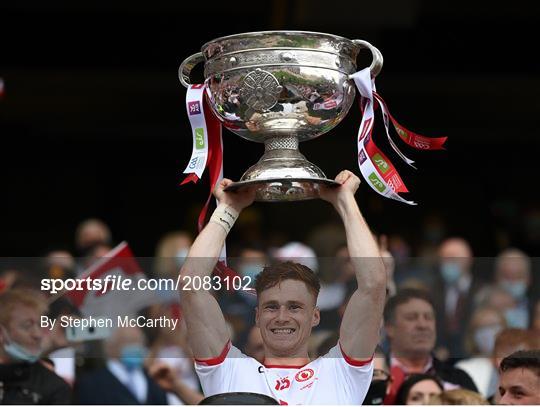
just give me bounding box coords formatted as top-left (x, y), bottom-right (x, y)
top-left (295, 368), bottom-right (315, 382)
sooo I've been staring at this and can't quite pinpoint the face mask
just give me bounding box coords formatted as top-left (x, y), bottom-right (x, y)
top-left (440, 262), bottom-right (462, 284)
top-left (240, 264), bottom-right (264, 282)
top-left (175, 248), bottom-right (190, 267)
top-left (473, 325), bottom-right (502, 355)
top-left (504, 308), bottom-right (528, 329)
top-left (500, 280), bottom-right (527, 299)
top-left (1, 326), bottom-right (40, 363)
top-left (363, 379), bottom-right (388, 405)
top-left (120, 344), bottom-right (147, 371)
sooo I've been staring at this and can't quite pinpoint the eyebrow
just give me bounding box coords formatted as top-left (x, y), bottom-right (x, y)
top-left (261, 300), bottom-right (305, 307)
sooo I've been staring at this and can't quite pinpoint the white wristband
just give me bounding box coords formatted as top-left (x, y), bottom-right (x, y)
top-left (209, 204), bottom-right (239, 234)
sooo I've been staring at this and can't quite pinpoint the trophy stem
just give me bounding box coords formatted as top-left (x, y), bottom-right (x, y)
top-left (264, 136), bottom-right (299, 152)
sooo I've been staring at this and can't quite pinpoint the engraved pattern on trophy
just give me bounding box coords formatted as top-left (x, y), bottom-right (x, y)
top-left (180, 31), bottom-right (383, 201)
top-left (240, 68), bottom-right (283, 112)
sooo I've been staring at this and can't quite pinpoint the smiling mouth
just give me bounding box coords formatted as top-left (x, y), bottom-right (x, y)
top-left (271, 328), bottom-right (296, 334)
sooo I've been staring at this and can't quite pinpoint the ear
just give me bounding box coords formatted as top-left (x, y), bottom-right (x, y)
top-left (312, 307), bottom-right (320, 328)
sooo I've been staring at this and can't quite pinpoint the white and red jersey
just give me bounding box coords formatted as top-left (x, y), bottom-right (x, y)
top-left (195, 341), bottom-right (373, 405)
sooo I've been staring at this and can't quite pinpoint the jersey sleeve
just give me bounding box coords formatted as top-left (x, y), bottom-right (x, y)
top-left (322, 344), bottom-right (374, 404)
top-left (194, 341), bottom-right (245, 397)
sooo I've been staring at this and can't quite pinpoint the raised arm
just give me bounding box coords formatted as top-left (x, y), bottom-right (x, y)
top-left (179, 179), bottom-right (255, 359)
top-left (320, 170), bottom-right (386, 360)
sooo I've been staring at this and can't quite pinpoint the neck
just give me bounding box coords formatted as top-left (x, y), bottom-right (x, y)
top-left (264, 355), bottom-right (310, 367)
top-left (393, 353), bottom-right (431, 373)
top-left (263, 345), bottom-right (310, 367)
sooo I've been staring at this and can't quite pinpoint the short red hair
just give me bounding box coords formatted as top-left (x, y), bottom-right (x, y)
top-left (254, 261), bottom-right (320, 302)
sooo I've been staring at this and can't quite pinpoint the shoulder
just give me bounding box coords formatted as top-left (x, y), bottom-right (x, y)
top-left (32, 363), bottom-right (72, 403)
top-left (33, 362), bottom-right (71, 388)
top-left (433, 358), bottom-right (478, 391)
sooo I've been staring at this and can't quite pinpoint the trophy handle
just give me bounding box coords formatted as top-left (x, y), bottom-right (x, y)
top-left (178, 52), bottom-right (205, 88)
top-left (352, 40), bottom-right (383, 78)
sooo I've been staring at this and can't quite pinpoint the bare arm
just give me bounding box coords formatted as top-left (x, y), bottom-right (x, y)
top-left (320, 170), bottom-right (386, 360)
top-left (179, 179), bottom-right (255, 359)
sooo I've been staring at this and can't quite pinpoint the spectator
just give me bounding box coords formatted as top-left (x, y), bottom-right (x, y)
top-left (44, 251), bottom-right (76, 281)
top-left (42, 297), bottom-right (82, 385)
top-left (75, 326), bottom-right (167, 404)
top-left (383, 289), bottom-right (477, 404)
top-left (153, 231), bottom-right (193, 279)
top-left (494, 248), bottom-right (531, 328)
top-left (75, 218), bottom-right (112, 256)
top-left (147, 306), bottom-right (200, 405)
top-left (0, 269), bottom-right (19, 293)
top-left (531, 298), bottom-right (540, 334)
top-left (490, 328), bottom-right (540, 403)
top-left (394, 374), bottom-right (443, 405)
top-left (148, 362), bottom-right (204, 405)
top-left (475, 285), bottom-right (516, 317)
top-left (498, 349), bottom-right (540, 405)
top-left (0, 289), bottom-right (71, 404)
top-left (455, 306), bottom-right (506, 397)
top-left (429, 388), bottom-right (489, 404)
top-left (219, 242), bottom-right (268, 347)
top-left (363, 347), bottom-right (392, 405)
top-left (434, 238), bottom-right (484, 357)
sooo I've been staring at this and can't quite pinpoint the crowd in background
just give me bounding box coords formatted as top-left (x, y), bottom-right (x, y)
top-left (0, 214), bottom-right (539, 405)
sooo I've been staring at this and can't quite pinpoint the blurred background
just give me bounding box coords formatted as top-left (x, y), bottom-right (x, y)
top-left (1, 3), bottom-right (540, 405)
top-left (1, 0), bottom-right (539, 257)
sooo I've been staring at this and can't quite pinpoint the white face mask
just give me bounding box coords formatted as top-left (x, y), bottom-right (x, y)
top-left (1, 326), bottom-right (41, 363)
top-left (473, 324), bottom-right (502, 356)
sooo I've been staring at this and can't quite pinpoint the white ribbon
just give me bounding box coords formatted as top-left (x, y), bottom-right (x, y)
top-left (350, 68), bottom-right (416, 205)
top-left (376, 93), bottom-right (417, 168)
top-left (183, 85), bottom-right (209, 179)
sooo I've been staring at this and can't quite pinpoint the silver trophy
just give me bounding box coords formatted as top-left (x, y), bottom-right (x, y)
top-left (179, 31), bottom-right (383, 201)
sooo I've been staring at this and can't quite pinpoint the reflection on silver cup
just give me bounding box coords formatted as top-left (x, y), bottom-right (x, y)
top-left (179, 31), bottom-right (383, 202)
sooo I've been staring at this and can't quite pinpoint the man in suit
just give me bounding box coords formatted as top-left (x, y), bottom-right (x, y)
top-left (383, 288), bottom-right (477, 404)
top-left (75, 326), bottom-right (167, 405)
top-left (434, 237), bottom-right (484, 358)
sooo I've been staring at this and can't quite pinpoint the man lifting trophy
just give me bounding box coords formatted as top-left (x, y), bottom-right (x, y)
top-left (176, 31), bottom-right (444, 404)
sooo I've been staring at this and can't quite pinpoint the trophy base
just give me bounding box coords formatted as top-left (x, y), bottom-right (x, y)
top-left (224, 136), bottom-right (340, 202)
top-left (225, 178), bottom-right (340, 202)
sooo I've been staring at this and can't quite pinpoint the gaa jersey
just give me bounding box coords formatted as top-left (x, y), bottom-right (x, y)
top-left (195, 341), bottom-right (373, 405)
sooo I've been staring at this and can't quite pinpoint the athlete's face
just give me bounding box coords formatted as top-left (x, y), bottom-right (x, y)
top-left (256, 279), bottom-right (320, 358)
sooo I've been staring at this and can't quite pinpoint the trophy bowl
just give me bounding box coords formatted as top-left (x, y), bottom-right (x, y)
top-left (179, 31), bottom-right (383, 201)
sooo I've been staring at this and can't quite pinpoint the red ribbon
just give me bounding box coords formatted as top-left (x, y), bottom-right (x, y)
top-left (373, 92), bottom-right (447, 150)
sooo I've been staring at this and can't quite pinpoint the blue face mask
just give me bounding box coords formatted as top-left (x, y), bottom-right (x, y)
top-left (500, 280), bottom-right (527, 299)
top-left (504, 308), bottom-right (528, 329)
top-left (440, 262), bottom-right (462, 284)
top-left (1, 326), bottom-right (40, 363)
top-left (473, 325), bottom-right (502, 356)
top-left (120, 344), bottom-right (147, 371)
